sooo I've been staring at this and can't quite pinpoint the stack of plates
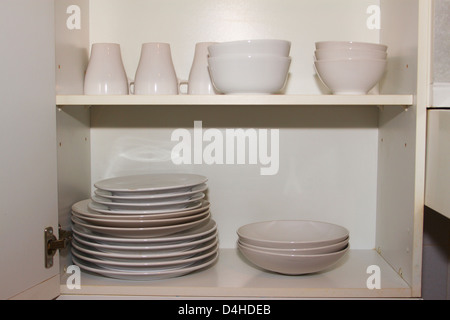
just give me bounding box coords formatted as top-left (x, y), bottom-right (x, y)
top-left (237, 220), bottom-right (349, 275)
top-left (70, 173), bottom-right (219, 280)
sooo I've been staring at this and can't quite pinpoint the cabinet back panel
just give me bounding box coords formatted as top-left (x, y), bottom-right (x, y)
top-left (89, 0), bottom-right (380, 95)
top-left (89, 106), bottom-right (379, 249)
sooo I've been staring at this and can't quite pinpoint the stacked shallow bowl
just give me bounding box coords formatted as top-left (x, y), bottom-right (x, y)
top-left (70, 173), bottom-right (219, 280)
top-left (314, 41), bottom-right (388, 95)
top-left (237, 220), bottom-right (349, 275)
top-left (207, 39), bottom-right (291, 94)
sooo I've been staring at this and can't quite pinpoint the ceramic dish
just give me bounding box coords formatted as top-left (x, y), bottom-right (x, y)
top-left (237, 220), bottom-right (349, 249)
top-left (71, 244), bottom-right (218, 270)
top-left (72, 252), bottom-right (218, 281)
top-left (314, 58), bottom-right (387, 95)
top-left (90, 192), bottom-right (205, 208)
top-left (94, 183), bottom-right (207, 200)
top-left (208, 39), bottom-right (291, 57)
top-left (72, 199), bottom-right (210, 220)
top-left (87, 199), bottom-right (202, 215)
top-left (71, 214), bottom-right (210, 238)
top-left (314, 48), bottom-right (387, 60)
top-left (238, 236), bottom-right (349, 255)
top-left (315, 41), bottom-right (388, 52)
top-left (71, 209), bottom-right (210, 228)
top-left (208, 54), bottom-right (291, 94)
top-left (71, 237), bottom-right (218, 261)
top-left (71, 218), bottom-right (217, 244)
top-left (238, 242), bottom-right (349, 275)
top-left (72, 228), bottom-right (218, 254)
top-left (94, 173), bottom-right (208, 193)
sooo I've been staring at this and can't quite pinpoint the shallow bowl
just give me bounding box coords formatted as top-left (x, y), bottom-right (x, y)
top-left (238, 242), bottom-right (349, 275)
top-left (237, 220), bottom-right (349, 249)
top-left (238, 236), bottom-right (349, 255)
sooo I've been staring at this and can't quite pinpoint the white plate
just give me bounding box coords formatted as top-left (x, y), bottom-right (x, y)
top-left (71, 218), bottom-right (217, 244)
top-left (71, 237), bottom-right (218, 260)
top-left (72, 252), bottom-right (219, 281)
top-left (72, 199), bottom-right (211, 220)
top-left (71, 209), bottom-right (210, 228)
top-left (72, 210), bottom-right (210, 228)
top-left (91, 192), bottom-right (205, 208)
top-left (94, 173), bottom-right (208, 193)
top-left (71, 214), bottom-right (211, 238)
top-left (88, 199), bottom-right (202, 215)
top-left (72, 229), bottom-right (218, 254)
top-left (71, 244), bottom-right (218, 269)
top-left (94, 183), bottom-right (208, 200)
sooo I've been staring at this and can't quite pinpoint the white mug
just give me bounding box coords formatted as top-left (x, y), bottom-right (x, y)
top-left (180, 42), bottom-right (218, 95)
top-left (132, 43), bottom-right (179, 95)
top-left (84, 43), bottom-right (129, 95)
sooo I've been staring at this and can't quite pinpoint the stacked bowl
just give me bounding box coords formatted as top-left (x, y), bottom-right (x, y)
top-left (237, 220), bottom-right (349, 275)
top-left (314, 41), bottom-right (388, 95)
top-left (70, 173), bottom-right (219, 280)
top-left (207, 39), bottom-right (291, 94)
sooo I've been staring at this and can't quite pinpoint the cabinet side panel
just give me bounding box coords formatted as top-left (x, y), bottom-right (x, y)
top-left (56, 106), bottom-right (91, 278)
top-left (379, 0), bottom-right (418, 94)
top-left (54, 0), bottom-right (91, 284)
top-left (55, 0), bottom-right (90, 94)
top-left (378, 0), bottom-right (430, 296)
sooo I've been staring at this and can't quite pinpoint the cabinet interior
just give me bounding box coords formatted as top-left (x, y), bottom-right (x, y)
top-left (55, 0), bottom-right (427, 298)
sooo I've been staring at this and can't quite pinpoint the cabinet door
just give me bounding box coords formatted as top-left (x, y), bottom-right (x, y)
top-left (426, 109), bottom-right (450, 219)
top-left (0, 0), bottom-right (59, 299)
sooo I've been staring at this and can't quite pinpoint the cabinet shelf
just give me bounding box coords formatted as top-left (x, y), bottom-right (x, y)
top-left (59, 249), bottom-right (411, 299)
top-left (56, 94), bottom-right (414, 107)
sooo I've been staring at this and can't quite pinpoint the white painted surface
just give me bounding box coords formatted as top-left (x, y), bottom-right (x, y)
top-left (59, 249), bottom-right (411, 298)
top-left (51, 0), bottom-right (429, 299)
top-left (89, 106), bottom-right (379, 250)
top-left (89, 0), bottom-right (379, 95)
top-left (0, 0), bottom-right (59, 299)
top-left (56, 94), bottom-right (414, 106)
top-left (425, 110), bottom-right (450, 219)
top-left (431, 82), bottom-right (450, 107)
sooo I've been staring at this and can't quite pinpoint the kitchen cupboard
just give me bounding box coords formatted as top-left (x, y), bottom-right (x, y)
top-left (426, 109), bottom-right (450, 220)
top-left (1, 0), bottom-right (432, 299)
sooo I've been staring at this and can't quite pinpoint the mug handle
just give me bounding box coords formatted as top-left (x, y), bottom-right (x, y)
top-left (178, 79), bottom-right (189, 95)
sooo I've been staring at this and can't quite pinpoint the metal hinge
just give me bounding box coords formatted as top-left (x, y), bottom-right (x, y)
top-left (45, 225), bottom-right (72, 269)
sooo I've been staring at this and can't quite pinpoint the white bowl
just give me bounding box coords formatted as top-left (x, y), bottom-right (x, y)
top-left (237, 220), bottom-right (349, 249)
top-left (315, 48), bottom-right (387, 60)
top-left (238, 242), bottom-right (349, 275)
top-left (314, 58), bottom-right (387, 95)
top-left (238, 236), bottom-right (349, 255)
top-left (208, 55), bottom-right (291, 94)
top-left (315, 41), bottom-right (388, 52)
top-left (208, 39), bottom-right (291, 57)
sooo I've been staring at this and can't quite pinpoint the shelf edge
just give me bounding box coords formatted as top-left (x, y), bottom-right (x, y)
top-left (56, 94), bottom-right (414, 107)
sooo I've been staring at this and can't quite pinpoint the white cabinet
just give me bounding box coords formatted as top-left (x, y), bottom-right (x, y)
top-left (0, 0), bottom-right (59, 300)
top-left (426, 110), bottom-right (450, 219)
top-left (1, 0), bottom-right (432, 299)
